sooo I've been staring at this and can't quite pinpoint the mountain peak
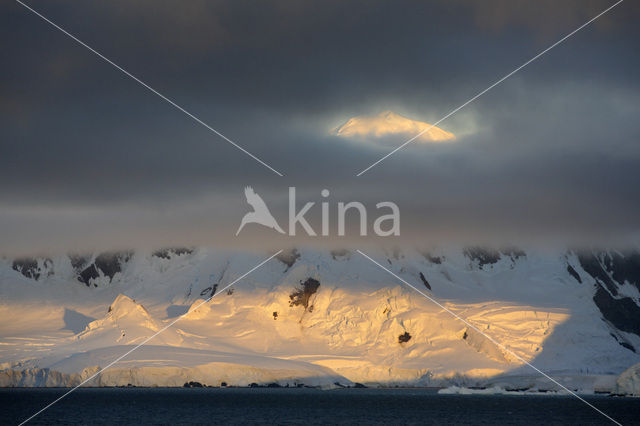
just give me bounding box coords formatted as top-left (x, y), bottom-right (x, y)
top-left (334, 110), bottom-right (455, 143)
top-left (106, 294), bottom-right (157, 330)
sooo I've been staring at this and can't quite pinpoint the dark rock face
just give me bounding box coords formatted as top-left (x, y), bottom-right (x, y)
top-left (610, 333), bottom-right (636, 353)
top-left (289, 278), bottom-right (320, 311)
top-left (578, 250), bottom-right (640, 294)
top-left (390, 248), bottom-right (403, 260)
top-left (577, 251), bottom-right (618, 295)
top-left (577, 250), bottom-right (640, 338)
top-left (79, 264), bottom-right (100, 285)
top-left (593, 285), bottom-right (640, 336)
top-left (74, 251), bottom-right (133, 286)
top-left (419, 272), bottom-right (432, 290)
top-left (422, 253), bottom-right (442, 264)
top-left (620, 341), bottom-right (636, 352)
top-left (500, 247), bottom-right (526, 261)
top-left (398, 332), bottom-right (412, 343)
top-left (567, 265), bottom-right (582, 283)
top-left (94, 252), bottom-right (131, 280)
top-left (12, 258), bottom-right (53, 280)
top-left (152, 247), bottom-right (193, 259)
top-left (69, 255), bottom-right (90, 271)
top-left (463, 247), bottom-right (501, 267)
top-left (602, 251), bottom-right (640, 292)
top-left (463, 247), bottom-right (525, 268)
top-left (330, 249), bottom-right (351, 260)
top-left (12, 258), bottom-right (39, 279)
top-left (183, 381), bottom-right (203, 388)
top-left (277, 249), bottom-right (300, 269)
top-left (200, 284), bottom-right (218, 298)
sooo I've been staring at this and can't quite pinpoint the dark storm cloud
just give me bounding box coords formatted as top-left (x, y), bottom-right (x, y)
top-left (0, 0), bottom-right (639, 253)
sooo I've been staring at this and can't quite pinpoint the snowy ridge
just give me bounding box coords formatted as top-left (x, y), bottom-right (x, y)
top-left (1, 247), bottom-right (639, 391)
top-left (333, 110), bottom-right (455, 143)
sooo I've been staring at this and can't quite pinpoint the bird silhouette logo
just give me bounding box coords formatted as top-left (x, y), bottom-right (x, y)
top-left (236, 186), bottom-right (285, 236)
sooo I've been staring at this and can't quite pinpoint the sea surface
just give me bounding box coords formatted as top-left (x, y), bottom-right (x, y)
top-left (2, 388), bottom-right (639, 425)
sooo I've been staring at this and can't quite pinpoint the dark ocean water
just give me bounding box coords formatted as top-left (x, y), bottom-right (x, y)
top-left (2, 388), bottom-right (639, 425)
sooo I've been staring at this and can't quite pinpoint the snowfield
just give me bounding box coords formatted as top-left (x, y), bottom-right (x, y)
top-left (1, 247), bottom-right (639, 392)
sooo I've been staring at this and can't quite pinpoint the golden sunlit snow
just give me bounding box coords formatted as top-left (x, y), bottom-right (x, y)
top-left (334, 110), bottom-right (455, 143)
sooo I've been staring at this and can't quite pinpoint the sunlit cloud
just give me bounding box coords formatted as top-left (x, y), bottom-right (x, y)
top-left (333, 111), bottom-right (456, 145)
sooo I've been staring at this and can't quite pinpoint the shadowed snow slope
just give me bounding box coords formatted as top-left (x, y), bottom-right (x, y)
top-left (1, 247), bottom-right (639, 390)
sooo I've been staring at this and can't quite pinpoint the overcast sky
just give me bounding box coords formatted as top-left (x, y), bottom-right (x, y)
top-left (1, 0), bottom-right (639, 254)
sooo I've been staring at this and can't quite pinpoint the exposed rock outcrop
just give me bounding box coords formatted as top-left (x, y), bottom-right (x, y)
top-left (12, 257), bottom-right (53, 280)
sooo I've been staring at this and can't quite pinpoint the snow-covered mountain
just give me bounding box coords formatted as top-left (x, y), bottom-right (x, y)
top-left (1, 247), bottom-right (639, 391)
top-left (333, 110), bottom-right (455, 143)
